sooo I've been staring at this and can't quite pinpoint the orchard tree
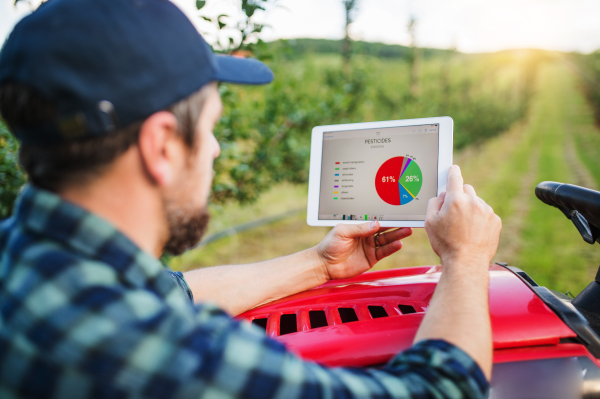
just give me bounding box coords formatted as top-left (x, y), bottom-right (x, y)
top-left (196, 0), bottom-right (271, 57)
top-left (341, 0), bottom-right (359, 64)
top-left (407, 16), bottom-right (421, 98)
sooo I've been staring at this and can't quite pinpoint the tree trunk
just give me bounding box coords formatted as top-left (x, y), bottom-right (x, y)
top-left (342, 0), bottom-right (357, 65)
top-left (408, 17), bottom-right (420, 98)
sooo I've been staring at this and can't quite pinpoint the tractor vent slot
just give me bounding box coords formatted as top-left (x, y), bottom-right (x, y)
top-left (279, 314), bottom-right (297, 335)
top-left (368, 306), bottom-right (388, 319)
top-left (398, 305), bottom-right (417, 314)
top-left (309, 311), bottom-right (328, 329)
top-left (338, 307), bottom-right (359, 323)
top-left (251, 318), bottom-right (268, 330)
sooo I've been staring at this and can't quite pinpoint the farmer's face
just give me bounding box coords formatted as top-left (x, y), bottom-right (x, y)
top-left (162, 85), bottom-right (222, 255)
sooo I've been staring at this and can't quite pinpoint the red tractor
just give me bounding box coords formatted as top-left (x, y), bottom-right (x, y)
top-left (238, 182), bottom-right (600, 399)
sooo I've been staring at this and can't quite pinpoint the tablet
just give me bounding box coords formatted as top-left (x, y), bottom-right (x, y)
top-left (307, 117), bottom-right (453, 228)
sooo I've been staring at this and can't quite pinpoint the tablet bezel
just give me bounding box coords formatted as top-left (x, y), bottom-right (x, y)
top-left (306, 116), bottom-right (453, 228)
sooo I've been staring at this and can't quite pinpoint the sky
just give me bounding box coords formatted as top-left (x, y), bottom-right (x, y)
top-left (2, 0), bottom-right (600, 54)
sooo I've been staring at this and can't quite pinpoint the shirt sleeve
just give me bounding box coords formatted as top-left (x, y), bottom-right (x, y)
top-left (53, 284), bottom-right (488, 399)
top-left (167, 270), bottom-right (194, 303)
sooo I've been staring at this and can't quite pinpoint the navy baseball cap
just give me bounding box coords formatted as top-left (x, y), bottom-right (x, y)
top-left (0, 0), bottom-right (274, 145)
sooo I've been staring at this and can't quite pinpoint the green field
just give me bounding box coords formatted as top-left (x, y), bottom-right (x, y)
top-left (171, 56), bottom-right (600, 296)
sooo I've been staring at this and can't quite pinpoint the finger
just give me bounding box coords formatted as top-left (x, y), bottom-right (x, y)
top-left (376, 240), bottom-right (403, 261)
top-left (376, 228), bottom-right (413, 246)
top-left (426, 193), bottom-right (445, 220)
top-left (338, 220), bottom-right (379, 238)
top-left (446, 165), bottom-right (464, 194)
top-left (376, 226), bottom-right (395, 234)
top-left (463, 184), bottom-right (476, 197)
top-left (366, 226), bottom-right (395, 249)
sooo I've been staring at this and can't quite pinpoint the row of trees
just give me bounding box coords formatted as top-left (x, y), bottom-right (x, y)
top-left (576, 51), bottom-right (600, 127)
top-left (208, 47), bottom-right (540, 205)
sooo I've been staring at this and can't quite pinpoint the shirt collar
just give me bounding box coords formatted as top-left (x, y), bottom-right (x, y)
top-left (13, 185), bottom-right (167, 290)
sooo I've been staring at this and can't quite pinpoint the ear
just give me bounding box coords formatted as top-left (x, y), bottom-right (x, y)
top-left (137, 111), bottom-right (185, 187)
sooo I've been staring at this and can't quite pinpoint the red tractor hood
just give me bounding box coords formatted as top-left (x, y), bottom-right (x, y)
top-left (238, 265), bottom-right (577, 367)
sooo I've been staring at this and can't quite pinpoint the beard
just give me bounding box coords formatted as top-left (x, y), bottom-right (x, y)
top-left (162, 195), bottom-right (210, 256)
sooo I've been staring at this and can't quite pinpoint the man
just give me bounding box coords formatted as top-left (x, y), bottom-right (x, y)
top-left (0, 0), bottom-right (501, 397)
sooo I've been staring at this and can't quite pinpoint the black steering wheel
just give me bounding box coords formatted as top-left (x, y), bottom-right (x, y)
top-left (535, 181), bottom-right (600, 244)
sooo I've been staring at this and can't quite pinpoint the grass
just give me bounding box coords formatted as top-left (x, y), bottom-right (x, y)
top-left (515, 63), bottom-right (600, 293)
top-left (170, 57), bottom-right (600, 296)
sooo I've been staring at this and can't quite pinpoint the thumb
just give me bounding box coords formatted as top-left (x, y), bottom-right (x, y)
top-left (338, 220), bottom-right (379, 238)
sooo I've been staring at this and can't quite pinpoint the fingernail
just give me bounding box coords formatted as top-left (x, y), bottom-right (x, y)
top-left (369, 221), bottom-right (377, 229)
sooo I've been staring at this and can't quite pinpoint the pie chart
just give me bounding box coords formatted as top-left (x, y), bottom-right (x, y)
top-left (375, 156), bottom-right (423, 205)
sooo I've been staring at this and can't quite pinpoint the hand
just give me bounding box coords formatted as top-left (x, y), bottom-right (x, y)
top-left (425, 165), bottom-right (502, 268)
top-left (316, 222), bottom-right (412, 280)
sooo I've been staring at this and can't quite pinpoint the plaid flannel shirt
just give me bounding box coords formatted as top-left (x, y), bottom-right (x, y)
top-left (0, 185), bottom-right (488, 398)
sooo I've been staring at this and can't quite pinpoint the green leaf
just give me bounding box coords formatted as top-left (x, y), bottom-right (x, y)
top-left (217, 14), bottom-right (228, 30)
top-left (195, 0), bottom-right (206, 10)
top-left (0, 120), bottom-right (26, 219)
top-left (201, 16), bottom-right (212, 22)
top-left (242, 1), bottom-right (265, 18)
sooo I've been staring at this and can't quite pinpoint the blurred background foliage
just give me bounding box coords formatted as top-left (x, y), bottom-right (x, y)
top-left (575, 50), bottom-right (600, 127)
top-left (195, 0), bottom-right (545, 204)
top-left (0, 122), bottom-right (26, 219)
top-left (0, 40), bottom-right (551, 215)
top-left (211, 47), bottom-right (542, 204)
top-left (0, 0), bottom-right (575, 212)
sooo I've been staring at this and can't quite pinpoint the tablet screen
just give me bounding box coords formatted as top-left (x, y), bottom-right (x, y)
top-left (318, 124), bottom-right (439, 221)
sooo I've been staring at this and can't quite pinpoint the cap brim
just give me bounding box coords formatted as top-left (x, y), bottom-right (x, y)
top-left (213, 55), bottom-right (274, 85)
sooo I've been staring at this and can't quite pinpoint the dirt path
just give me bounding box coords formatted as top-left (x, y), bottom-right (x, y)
top-left (493, 147), bottom-right (540, 263)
